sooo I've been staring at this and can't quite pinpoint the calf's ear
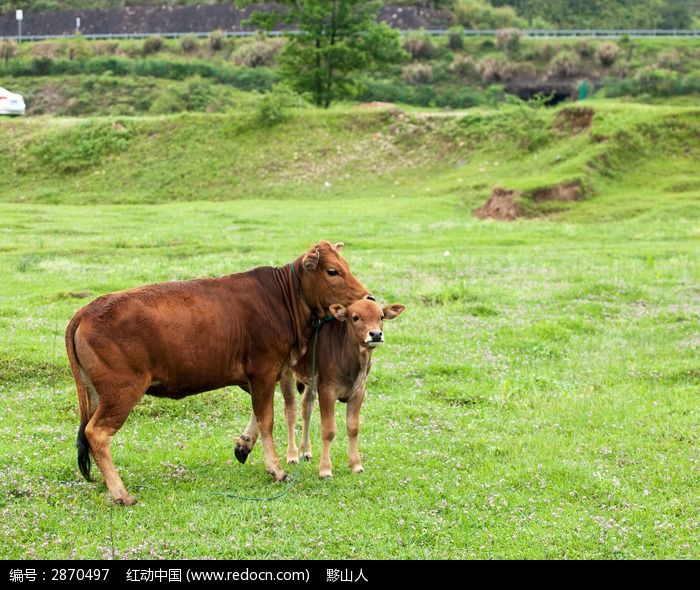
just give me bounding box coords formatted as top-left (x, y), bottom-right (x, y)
top-left (334, 241), bottom-right (344, 251)
top-left (383, 304), bottom-right (405, 320)
top-left (329, 304), bottom-right (347, 321)
top-left (302, 245), bottom-right (321, 271)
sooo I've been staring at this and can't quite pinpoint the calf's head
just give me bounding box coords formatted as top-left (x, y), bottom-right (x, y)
top-left (297, 240), bottom-right (372, 315)
top-left (329, 300), bottom-right (405, 350)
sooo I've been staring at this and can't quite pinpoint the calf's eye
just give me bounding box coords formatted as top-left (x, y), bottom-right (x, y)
top-left (327, 269), bottom-right (339, 277)
top-left (352, 315), bottom-right (359, 322)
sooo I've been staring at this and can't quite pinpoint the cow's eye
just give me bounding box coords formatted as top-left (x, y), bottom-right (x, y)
top-left (352, 315), bottom-right (359, 322)
top-left (327, 269), bottom-right (339, 277)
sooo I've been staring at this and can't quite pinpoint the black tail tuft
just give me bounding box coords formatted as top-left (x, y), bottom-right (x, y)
top-left (77, 423), bottom-right (93, 482)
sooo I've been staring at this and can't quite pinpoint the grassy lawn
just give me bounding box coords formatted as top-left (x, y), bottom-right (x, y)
top-left (1, 101), bottom-right (699, 559)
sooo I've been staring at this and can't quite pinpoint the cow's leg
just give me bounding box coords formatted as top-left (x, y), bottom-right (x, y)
top-left (250, 374), bottom-right (287, 482)
top-left (298, 386), bottom-right (313, 461)
top-left (318, 387), bottom-right (336, 479)
top-left (84, 379), bottom-right (147, 505)
top-left (234, 413), bottom-right (259, 464)
top-left (280, 371), bottom-right (299, 464)
top-left (347, 388), bottom-right (365, 474)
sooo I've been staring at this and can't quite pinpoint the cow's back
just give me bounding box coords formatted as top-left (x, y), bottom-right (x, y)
top-left (72, 267), bottom-right (294, 398)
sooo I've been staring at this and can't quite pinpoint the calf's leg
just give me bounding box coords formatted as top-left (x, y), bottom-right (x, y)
top-left (347, 388), bottom-right (365, 473)
top-left (318, 387), bottom-right (336, 479)
top-left (298, 386), bottom-right (313, 461)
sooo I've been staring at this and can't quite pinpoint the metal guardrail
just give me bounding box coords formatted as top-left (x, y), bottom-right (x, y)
top-left (1, 28), bottom-right (700, 42)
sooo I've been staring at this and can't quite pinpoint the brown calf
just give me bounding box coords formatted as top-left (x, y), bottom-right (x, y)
top-left (65, 240), bottom-right (371, 504)
top-left (240, 299), bottom-right (405, 478)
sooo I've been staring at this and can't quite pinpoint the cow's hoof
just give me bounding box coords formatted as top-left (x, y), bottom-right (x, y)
top-left (319, 471), bottom-right (333, 479)
top-left (115, 495), bottom-right (137, 506)
top-left (287, 456), bottom-right (299, 465)
top-left (301, 452), bottom-right (313, 462)
top-left (351, 465), bottom-right (364, 474)
top-left (234, 444), bottom-right (251, 464)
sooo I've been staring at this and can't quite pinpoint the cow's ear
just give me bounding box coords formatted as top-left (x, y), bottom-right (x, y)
top-left (383, 304), bottom-right (405, 320)
top-left (329, 304), bottom-right (347, 322)
top-left (302, 246), bottom-right (321, 271)
top-left (334, 241), bottom-right (344, 251)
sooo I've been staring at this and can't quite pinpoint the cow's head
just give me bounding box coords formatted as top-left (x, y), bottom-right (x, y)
top-left (329, 299), bottom-right (405, 350)
top-left (297, 240), bottom-right (372, 316)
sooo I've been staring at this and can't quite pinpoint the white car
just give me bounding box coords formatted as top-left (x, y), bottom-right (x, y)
top-left (0, 87), bottom-right (26, 115)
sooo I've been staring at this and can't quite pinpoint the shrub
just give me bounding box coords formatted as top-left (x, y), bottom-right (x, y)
top-left (548, 51), bottom-right (580, 78)
top-left (449, 54), bottom-right (477, 80)
top-left (452, 0), bottom-right (524, 29)
top-left (447, 26), bottom-right (464, 51)
top-left (574, 40), bottom-right (593, 59)
top-left (93, 42), bottom-right (119, 56)
top-left (476, 57), bottom-right (513, 83)
top-left (30, 41), bottom-right (64, 59)
top-left (209, 30), bottom-right (224, 52)
top-left (496, 28), bottom-right (521, 55)
top-left (597, 43), bottom-right (620, 68)
top-left (254, 84), bottom-right (307, 127)
top-left (181, 35), bottom-right (199, 55)
top-left (233, 39), bottom-right (283, 68)
top-left (142, 37), bottom-right (164, 56)
top-left (149, 92), bottom-right (185, 115)
top-left (657, 48), bottom-right (680, 69)
top-left (401, 62), bottom-right (433, 85)
top-left (403, 31), bottom-right (435, 60)
top-left (0, 40), bottom-right (16, 64)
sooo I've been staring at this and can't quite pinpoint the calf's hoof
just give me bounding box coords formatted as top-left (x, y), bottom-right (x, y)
top-left (114, 495), bottom-right (137, 506)
top-left (351, 465), bottom-right (364, 474)
top-left (287, 456), bottom-right (299, 465)
top-left (319, 470), bottom-right (333, 479)
top-left (268, 469), bottom-right (289, 482)
top-left (301, 452), bottom-right (313, 462)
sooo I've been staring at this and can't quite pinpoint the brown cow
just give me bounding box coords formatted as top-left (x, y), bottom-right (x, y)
top-left (239, 299), bottom-right (405, 478)
top-left (65, 240), bottom-right (371, 505)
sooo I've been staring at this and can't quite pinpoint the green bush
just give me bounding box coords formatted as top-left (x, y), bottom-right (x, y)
top-left (254, 84), bottom-right (307, 127)
top-left (548, 51), bottom-right (580, 78)
top-left (447, 26), bottom-right (465, 51)
top-left (597, 42), bottom-right (620, 68)
top-left (403, 31), bottom-right (435, 60)
top-left (233, 39), bottom-right (283, 68)
top-left (181, 35), bottom-right (199, 55)
top-left (496, 28), bottom-right (521, 56)
top-left (476, 56), bottom-right (513, 83)
top-left (142, 37), bottom-right (164, 56)
top-left (209, 30), bottom-right (224, 52)
top-left (449, 54), bottom-right (477, 80)
top-left (401, 63), bottom-right (433, 85)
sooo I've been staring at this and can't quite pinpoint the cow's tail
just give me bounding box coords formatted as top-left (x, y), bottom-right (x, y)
top-left (65, 313), bottom-right (93, 482)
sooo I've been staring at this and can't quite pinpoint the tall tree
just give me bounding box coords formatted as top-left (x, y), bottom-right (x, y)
top-left (242, 1), bottom-right (404, 108)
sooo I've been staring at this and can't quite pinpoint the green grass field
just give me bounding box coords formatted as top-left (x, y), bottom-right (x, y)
top-left (1, 100), bottom-right (699, 559)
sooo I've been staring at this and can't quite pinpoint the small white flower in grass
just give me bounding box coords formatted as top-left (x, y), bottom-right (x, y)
top-left (443, 250), bottom-right (450, 257)
top-left (323, 181), bottom-right (332, 189)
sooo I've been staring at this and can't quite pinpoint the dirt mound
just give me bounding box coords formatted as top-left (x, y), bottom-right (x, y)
top-left (554, 107), bottom-right (594, 135)
top-left (474, 188), bottom-right (521, 221)
top-left (475, 181), bottom-right (583, 221)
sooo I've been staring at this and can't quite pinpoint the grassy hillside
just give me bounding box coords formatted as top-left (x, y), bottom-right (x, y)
top-left (1, 100), bottom-right (699, 221)
top-left (1, 100), bottom-right (699, 559)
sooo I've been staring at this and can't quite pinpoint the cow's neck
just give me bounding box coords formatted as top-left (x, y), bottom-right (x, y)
top-left (279, 260), bottom-right (316, 366)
